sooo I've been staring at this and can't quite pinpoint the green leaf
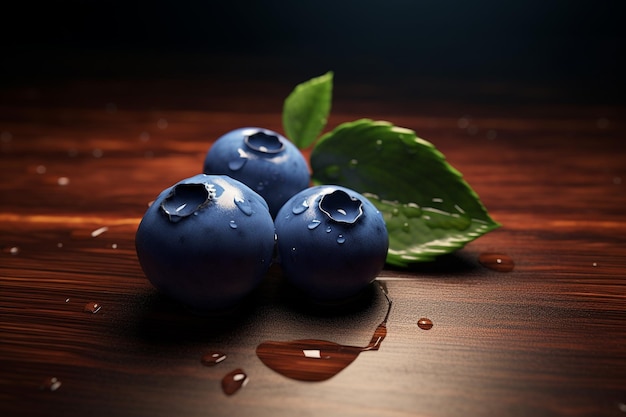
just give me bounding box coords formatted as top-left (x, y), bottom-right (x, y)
top-left (282, 71), bottom-right (333, 149)
top-left (310, 119), bottom-right (500, 267)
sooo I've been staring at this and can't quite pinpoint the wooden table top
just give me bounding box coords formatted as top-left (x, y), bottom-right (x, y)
top-left (1, 73), bottom-right (625, 417)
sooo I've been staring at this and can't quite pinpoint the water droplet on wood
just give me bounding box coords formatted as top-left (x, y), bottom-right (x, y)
top-left (90, 226), bottom-right (108, 238)
top-left (478, 252), bottom-right (515, 272)
top-left (221, 369), bottom-right (248, 395)
top-left (40, 377), bottom-right (62, 392)
top-left (417, 318), bottom-right (433, 330)
top-left (157, 118), bottom-right (168, 130)
top-left (83, 302), bottom-right (102, 314)
top-left (201, 351), bottom-right (227, 366)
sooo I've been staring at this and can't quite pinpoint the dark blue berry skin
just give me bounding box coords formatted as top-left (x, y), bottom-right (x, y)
top-left (203, 127), bottom-right (310, 218)
top-left (274, 185), bottom-right (389, 301)
top-left (135, 174), bottom-right (275, 311)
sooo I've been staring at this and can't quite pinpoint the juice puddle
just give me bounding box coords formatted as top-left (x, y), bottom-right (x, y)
top-left (256, 285), bottom-right (392, 381)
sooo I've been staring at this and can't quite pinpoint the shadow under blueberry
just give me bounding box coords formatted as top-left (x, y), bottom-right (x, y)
top-left (130, 285), bottom-right (268, 346)
top-left (127, 261), bottom-right (389, 346)
top-left (122, 263), bottom-right (395, 383)
top-left (384, 251), bottom-right (482, 275)
top-left (275, 276), bottom-right (381, 318)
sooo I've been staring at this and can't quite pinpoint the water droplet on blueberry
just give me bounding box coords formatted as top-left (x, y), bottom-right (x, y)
top-left (229, 220), bottom-right (238, 229)
top-left (234, 196), bottom-right (253, 216)
top-left (307, 220), bottom-right (321, 230)
top-left (336, 234), bottom-right (346, 244)
top-left (292, 199), bottom-right (309, 215)
top-left (228, 158), bottom-right (247, 171)
top-left (227, 148), bottom-right (249, 171)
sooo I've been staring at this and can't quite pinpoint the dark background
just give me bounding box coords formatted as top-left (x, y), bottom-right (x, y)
top-left (1, 0), bottom-right (625, 101)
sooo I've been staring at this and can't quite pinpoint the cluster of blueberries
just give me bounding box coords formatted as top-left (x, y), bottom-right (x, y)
top-left (135, 128), bottom-right (389, 312)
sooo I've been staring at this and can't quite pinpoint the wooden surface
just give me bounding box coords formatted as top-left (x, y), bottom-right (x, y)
top-left (1, 75), bottom-right (626, 417)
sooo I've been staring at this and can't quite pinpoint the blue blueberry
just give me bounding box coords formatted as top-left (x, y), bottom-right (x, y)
top-left (203, 127), bottom-right (310, 217)
top-left (274, 185), bottom-right (389, 300)
top-left (135, 174), bottom-right (275, 311)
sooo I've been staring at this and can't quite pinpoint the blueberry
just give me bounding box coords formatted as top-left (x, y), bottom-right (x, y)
top-left (274, 185), bottom-right (389, 300)
top-left (203, 127), bottom-right (310, 217)
top-left (135, 174), bottom-right (276, 311)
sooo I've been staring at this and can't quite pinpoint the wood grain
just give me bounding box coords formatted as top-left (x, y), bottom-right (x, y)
top-left (1, 76), bottom-right (626, 417)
